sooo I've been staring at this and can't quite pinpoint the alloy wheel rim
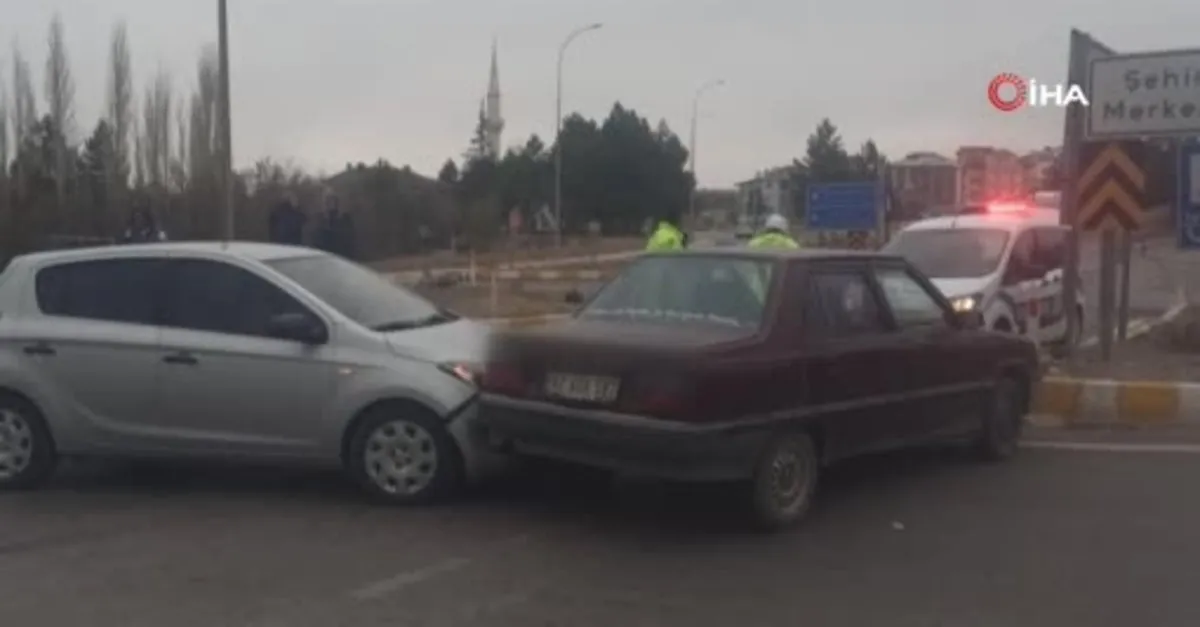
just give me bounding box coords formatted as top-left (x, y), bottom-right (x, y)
top-left (363, 419), bottom-right (439, 496)
top-left (0, 409), bottom-right (33, 479)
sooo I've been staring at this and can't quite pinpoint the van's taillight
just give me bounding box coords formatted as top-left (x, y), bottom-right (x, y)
top-left (480, 363), bottom-right (526, 396)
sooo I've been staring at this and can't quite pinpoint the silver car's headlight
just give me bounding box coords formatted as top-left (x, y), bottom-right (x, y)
top-left (950, 293), bottom-right (983, 312)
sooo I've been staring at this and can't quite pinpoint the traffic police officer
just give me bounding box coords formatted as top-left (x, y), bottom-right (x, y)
top-left (645, 213), bottom-right (686, 251)
top-left (749, 214), bottom-right (799, 249)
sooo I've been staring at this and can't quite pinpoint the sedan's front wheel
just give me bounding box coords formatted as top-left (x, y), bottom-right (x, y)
top-left (746, 431), bottom-right (819, 531)
top-left (975, 377), bottom-right (1024, 462)
top-left (346, 405), bottom-right (464, 505)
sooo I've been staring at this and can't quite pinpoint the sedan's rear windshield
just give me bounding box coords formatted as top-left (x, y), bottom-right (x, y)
top-left (580, 256), bottom-right (773, 329)
top-left (883, 228), bottom-right (1010, 279)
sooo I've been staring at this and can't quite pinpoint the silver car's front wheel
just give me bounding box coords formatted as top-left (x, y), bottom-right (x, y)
top-left (364, 419), bottom-right (440, 496)
top-left (346, 405), bottom-right (463, 505)
top-left (0, 396), bottom-right (57, 490)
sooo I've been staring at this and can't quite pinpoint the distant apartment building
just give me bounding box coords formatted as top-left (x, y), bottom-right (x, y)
top-left (1020, 146), bottom-right (1062, 192)
top-left (888, 152), bottom-right (958, 216)
top-left (736, 165), bottom-right (798, 220)
top-left (956, 146), bottom-right (1026, 205)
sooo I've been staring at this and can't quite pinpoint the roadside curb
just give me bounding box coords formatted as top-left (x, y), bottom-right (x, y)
top-left (1030, 377), bottom-right (1200, 427)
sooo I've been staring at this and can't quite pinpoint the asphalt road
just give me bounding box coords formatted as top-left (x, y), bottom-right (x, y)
top-left (3, 438), bottom-right (1199, 627)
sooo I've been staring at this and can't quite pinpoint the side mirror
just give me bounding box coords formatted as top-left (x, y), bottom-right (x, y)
top-left (952, 310), bottom-right (984, 330)
top-left (564, 289), bottom-right (583, 305)
top-left (266, 312), bottom-right (328, 344)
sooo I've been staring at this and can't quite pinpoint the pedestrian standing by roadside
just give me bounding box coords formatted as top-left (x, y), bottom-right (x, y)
top-left (268, 192), bottom-right (307, 246)
top-left (312, 192), bottom-right (357, 260)
top-left (119, 199), bottom-right (168, 244)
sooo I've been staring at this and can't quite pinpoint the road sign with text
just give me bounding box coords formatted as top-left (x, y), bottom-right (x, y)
top-left (1179, 142), bottom-right (1200, 249)
top-left (806, 182), bottom-right (879, 231)
top-left (1077, 141), bottom-right (1146, 232)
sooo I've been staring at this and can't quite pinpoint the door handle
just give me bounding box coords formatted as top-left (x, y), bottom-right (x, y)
top-left (22, 342), bottom-right (55, 356)
top-left (162, 351), bottom-right (198, 365)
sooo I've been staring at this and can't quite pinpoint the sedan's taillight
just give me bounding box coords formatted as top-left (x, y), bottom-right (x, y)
top-left (480, 363), bottom-right (526, 397)
top-left (622, 373), bottom-right (696, 421)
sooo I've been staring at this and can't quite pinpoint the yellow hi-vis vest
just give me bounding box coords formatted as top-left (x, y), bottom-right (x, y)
top-left (645, 222), bottom-right (685, 251)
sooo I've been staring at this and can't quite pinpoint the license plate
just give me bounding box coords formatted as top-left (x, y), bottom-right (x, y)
top-left (543, 373), bottom-right (620, 403)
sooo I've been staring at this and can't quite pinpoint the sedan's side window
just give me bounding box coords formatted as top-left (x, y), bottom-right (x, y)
top-left (35, 258), bottom-right (164, 326)
top-left (162, 259), bottom-right (316, 338)
top-left (873, 267), bottom-right (947, 328)
top-left (805, 271), bottom-right (887, 338)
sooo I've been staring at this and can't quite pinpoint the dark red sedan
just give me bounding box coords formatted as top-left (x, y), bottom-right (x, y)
top-left (477, 249), bottom-right (1041, 529)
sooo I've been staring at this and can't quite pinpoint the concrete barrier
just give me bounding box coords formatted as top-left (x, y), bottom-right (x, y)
top-left (1030, 377), bottom-right (1200, 427)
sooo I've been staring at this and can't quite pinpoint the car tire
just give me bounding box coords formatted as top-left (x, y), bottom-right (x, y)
top-left (0, 394), bottom-right (57, 491)
top-left (975, 377), bottom-right (1024, 462)
top-left (992, 318), bottom-right (1014, 333)
top-left (345, 404), bottom-right (464, 505)
top-left (746, 431), bottom-right (819, 531)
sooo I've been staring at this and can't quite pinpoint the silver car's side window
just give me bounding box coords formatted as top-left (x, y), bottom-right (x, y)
top-left (161, 259), bottom-right (318, 338)
top-left (35, 258), bottom-right (165, 326)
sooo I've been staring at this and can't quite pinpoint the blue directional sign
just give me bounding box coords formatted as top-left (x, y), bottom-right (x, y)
top-left (806, 182), bottom-right (879, 231)
top-left (1178, 142), bottom-right (1200, 250)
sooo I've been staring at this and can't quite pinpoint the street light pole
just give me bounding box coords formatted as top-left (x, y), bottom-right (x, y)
top-left (553, 22), bottom-right (602, 248)
top-left (217, 0), bottom-right (234, 240)
top-left (687, 78), bottom-right (724, 226)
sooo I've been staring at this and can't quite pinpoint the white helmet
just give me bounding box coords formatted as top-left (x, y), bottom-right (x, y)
top-left (764, 214), bottom-right (789, 232)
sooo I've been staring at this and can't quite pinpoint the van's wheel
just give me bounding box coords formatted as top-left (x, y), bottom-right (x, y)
top-left (975, 377), bottom-right (1024, 462)
top-left (0, 394), bottom-right (57, 491)
top-left (345, 405), bottom-right (464, 505)
top-left (992, 318), bottom-right (1014, 333)
top-left (746, 431), bottom-right (819, 531)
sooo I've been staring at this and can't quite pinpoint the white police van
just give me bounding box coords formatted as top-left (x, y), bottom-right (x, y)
top-left (882, 202), bottom-right (1084, 349)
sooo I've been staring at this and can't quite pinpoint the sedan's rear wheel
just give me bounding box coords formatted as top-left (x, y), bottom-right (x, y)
top-left (975, 377), bottom-right (1024, 462)
top-left (0, 395), bottom-right (57, 490)
top-left (747, 431), bottom-right (819, 531)
top-left (346, 406), bottom-right (463, 505)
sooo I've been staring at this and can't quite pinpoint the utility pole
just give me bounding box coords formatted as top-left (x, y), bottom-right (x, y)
top-left (687, 78), bottom-right (725, 226)
top-left (553, 22), bottom-right (602, 248)
top-left (218, 0), bottom-right (235, 240)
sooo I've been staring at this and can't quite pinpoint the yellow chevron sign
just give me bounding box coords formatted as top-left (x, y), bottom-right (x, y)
top-left (1077, 141), bottom-right (1146, 232)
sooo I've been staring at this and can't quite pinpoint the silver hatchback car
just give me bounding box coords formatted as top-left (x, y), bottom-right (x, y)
top-left (0, 242), bottom-right (502, 502)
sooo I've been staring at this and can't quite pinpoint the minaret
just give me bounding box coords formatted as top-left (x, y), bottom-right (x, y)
top-left (483, 39), bottom-right (504, 159)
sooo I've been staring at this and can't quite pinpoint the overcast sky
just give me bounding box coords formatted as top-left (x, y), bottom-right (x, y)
top-left (2, 0), bottom-right (1197, 187)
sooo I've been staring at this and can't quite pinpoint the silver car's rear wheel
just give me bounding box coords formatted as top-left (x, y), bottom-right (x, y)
top-left (346, 404), bottom-right (463, 505)
top-left (0, 396), bottom-right (56, 490)
top-left (0, 409), bottom-right (33, 479)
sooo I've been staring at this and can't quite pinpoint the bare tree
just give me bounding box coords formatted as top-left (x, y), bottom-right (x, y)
top-left (188, 46), bottom-right (219, 188)
top-left (10, 43), bottom-right (38, 196)
top-left (171, 100), bottom-right (189, 192)
top-left (45, 14), bottom-right (76, 212)
top-left (106, 22), bottom-right (133, 200)
top-left (141, 69), bottom-right (172, 189)
top-left (0, 75), bottom-right (8, 182)
top-left (132, 115), bottom-right (144, 189)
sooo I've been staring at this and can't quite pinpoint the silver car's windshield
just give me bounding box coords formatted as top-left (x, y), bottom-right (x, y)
top-left (266, 254), bottom-right (450, 331)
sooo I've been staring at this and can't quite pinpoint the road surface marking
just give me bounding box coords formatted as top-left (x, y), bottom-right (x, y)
top-left (348, 533), bottom-right (531, 601)
top-left (350, 556), bottom-right (473, 601)
top-left (1025, 440), bottom-right (1200, 454)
